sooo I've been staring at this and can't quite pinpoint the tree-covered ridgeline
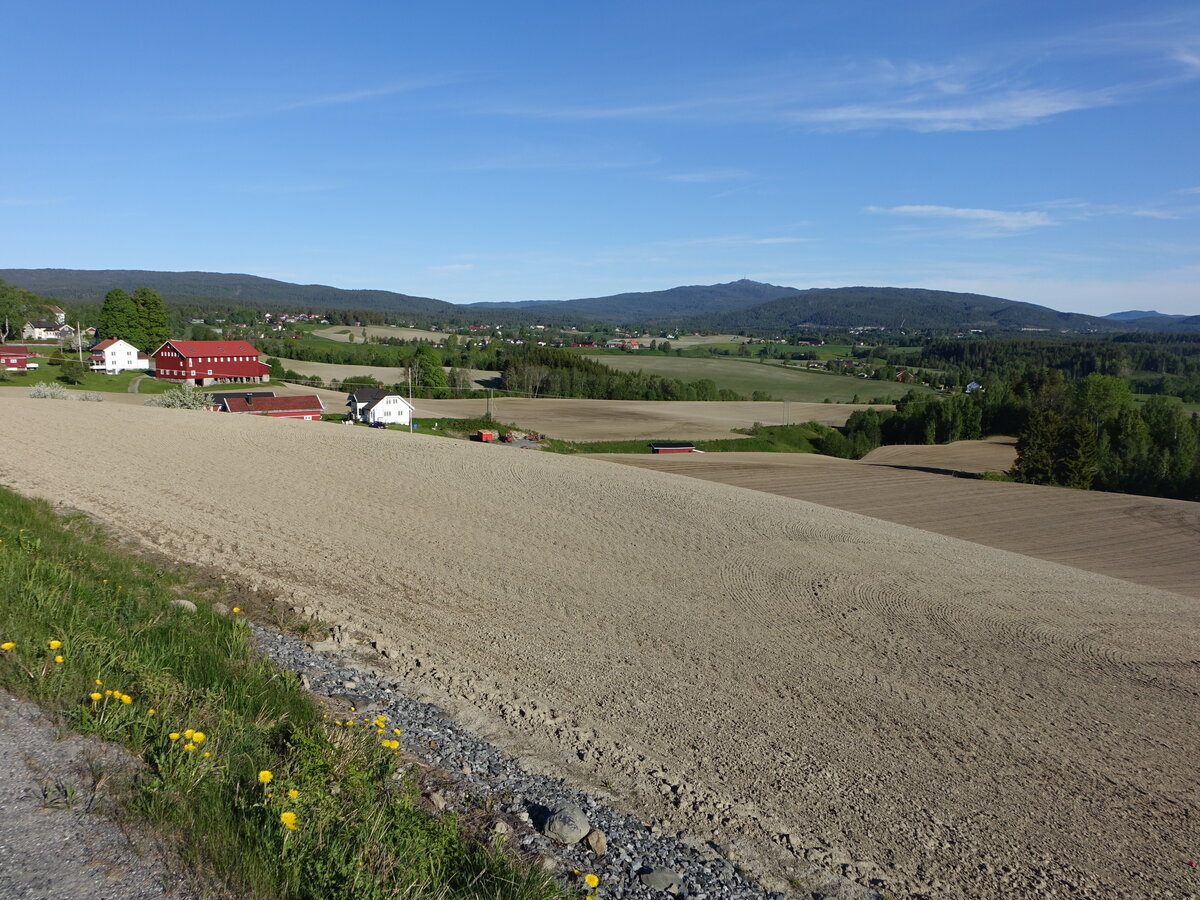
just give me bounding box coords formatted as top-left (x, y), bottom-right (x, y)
top-left (888, 334), bottom-right (1200, 399)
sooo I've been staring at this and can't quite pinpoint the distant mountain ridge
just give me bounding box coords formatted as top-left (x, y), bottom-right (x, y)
top-left (2, 268), bottom-right (1194, 332)
top-left (471, 279), bottom-right (804, 320)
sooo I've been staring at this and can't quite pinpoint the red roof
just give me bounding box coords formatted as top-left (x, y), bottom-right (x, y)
top-left (0, 345), bottom-right (32, 356)
top-left (220, 395), bottom-right (323, 414)
top-left (157, 339), bottom-right (262, 357)
top-left (91, 338), bottom-right (123, 351)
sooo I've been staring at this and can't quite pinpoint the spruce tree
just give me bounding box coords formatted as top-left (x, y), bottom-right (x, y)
top-left (97, 289), bottom-right (141, 346)
top-left (132, 287), bottom-right (170, 351)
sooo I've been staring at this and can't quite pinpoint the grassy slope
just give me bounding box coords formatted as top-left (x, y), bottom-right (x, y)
top-left (582, 353), bottom-right (926, 402)
top-left (0, 487), bottom-right (566, 900)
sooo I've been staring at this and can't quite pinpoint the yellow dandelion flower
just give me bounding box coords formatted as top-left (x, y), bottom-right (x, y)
top-left (184, 729), bottom-right (195, 739)
top-left (147, 709), bottom-right (156, 716)
top-left (288, 788), bottom-right (299, 799)
top-left (349, 706), bottom-right (356, 712)
top-left (584, 874), bottom-right (600, 888)
top-left (48, 640), bottom-right (62, 650)
top-left (333, 720), bottom-right (342, 726)
top-left (169, 732), bottom-right (180, 741)
top-left (183, 743), bottom-right (196, 751)
top-left (1, 642), bottom-right (15, 652)
top-left (102, 579), bottom-right (108, 583)
top-left (119, 694), bottom-right (131, 704)
top-left (393, 728), bottom-right (401, 735)
top-left (54, 655), bottom-right (64, 664)
top-left (202, 751), bottom-right (211, 758)
top-left (231, 607), bottom-right (241, 613)
top-left (104, 690), bottom-right (113, 697)
top-left (280, 810), bottom-right (298, 828)
top-left (192, 731), bottom-right (205, 743)
top-left (345, 720), bottom-right (354, 726)
top-left (89, 692), bottom-right (102, 702)
top-left (94, 679), bottom-right (102, 686)
top-left (258, 770), bottom-right (273, 784)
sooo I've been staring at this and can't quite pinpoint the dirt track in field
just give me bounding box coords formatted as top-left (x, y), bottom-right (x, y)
top-left (603, 450), bottom-right (1200, 599)
top-left (2, 397), bottom-right (1198, 899)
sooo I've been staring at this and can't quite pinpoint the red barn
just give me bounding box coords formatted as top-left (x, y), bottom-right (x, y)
top-left (152, 340), bottom-right (270, 387)
top-left (213, 392), bottom-right (324, 420)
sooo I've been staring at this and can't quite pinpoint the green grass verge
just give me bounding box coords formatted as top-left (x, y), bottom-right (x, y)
top-left (0, 487), bottom-right (568, 900)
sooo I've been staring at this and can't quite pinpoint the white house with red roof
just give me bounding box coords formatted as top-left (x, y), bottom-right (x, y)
top-left (90, 338), bottom-right (150, 374)
top-left (151, 339), bottom-right (270, 386)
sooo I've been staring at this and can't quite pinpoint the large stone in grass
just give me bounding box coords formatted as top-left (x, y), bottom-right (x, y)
top-left (542, 801), bottom-right (589, 844)
top-left (169, 599), bottom-right (197, 613)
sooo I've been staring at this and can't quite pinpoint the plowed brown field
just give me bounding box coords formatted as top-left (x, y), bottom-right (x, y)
top-left (2, 398), bottom-right (1197, 899)
top-left (409, 397), bottom-right (884, 440)
top-left (859, 436), bottom-right (1018, 474)
top-left (603, 451), bottom-right (1200, 598)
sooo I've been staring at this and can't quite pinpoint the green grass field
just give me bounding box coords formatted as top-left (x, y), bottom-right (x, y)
top-left (582, 353), bottom-right (929, 402)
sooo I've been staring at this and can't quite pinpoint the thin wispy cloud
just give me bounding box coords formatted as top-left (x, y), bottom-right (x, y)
top-left (176, 77), bottom-right (458, 122)
top-left (482, 11), bottom-right (1200, 134)
top-left (869, 204), bottom-right (1056, 235)
top-left (663, 168), bottom-right (750, 183)
top-left (663, 234), bottom-right (812, 247)
top-left (796, 87), bottom-right (1116, 132)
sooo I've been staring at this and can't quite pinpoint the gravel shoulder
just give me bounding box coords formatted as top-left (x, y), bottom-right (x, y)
top-left (2, 397), bottom-right (1198, 898)
top-left (0, 696), bottom-right (199, 900)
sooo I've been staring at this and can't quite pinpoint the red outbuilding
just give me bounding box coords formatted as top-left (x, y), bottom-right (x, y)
top-left (152, 340), bottom-right (270, 387)
top-left (0, 346), bottom-right (30, 370)
top-left (212, 392), bottom-right (324, 420)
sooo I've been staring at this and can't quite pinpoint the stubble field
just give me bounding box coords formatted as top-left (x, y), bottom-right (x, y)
top-left (1, 397), bottom-right (1196, 899)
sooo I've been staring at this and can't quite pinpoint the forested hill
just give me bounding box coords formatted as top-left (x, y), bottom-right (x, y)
top-left (701, 286), bottom-right (1118, 332)
top-left (470, 279), bottom-right (803, 321)
top-left (4, 268), bottom-right (1188, 332)
top-left (0, 269), bottom-right (455, 317)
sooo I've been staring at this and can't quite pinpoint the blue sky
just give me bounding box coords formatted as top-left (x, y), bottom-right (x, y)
top-left (4, 1), bottom-right (1198, 314)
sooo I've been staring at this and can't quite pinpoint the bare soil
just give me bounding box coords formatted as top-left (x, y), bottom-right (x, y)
top-left (409, 397), bottom-right (884, 440)
top-left (858, 436), bottom-right (1018, 474)
top-left (2, 397), bottom-right (1198, 899)
top-left (604, 450), bottom-right (1200, 599)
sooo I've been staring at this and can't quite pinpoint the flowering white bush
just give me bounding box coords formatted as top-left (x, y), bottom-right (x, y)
top-left (29, 381), bottom-right (69, 399)
top-left (144, 385), bottom-right (215, 409)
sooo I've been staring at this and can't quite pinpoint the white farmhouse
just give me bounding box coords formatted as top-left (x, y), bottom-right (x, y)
top-left (90, 338), bottom-right (151, 374)
top-left (345, 387), bottom-right (414, 426)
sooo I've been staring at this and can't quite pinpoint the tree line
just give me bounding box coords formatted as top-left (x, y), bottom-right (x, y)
top-left (815, 370), bottom-right (1199, 501)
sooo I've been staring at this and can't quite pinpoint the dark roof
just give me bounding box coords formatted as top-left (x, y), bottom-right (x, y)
top-left (210, 391), bottom-right (276, 403)
top-left (219, 395), bottom-right (323, 414)
top-left (648, 442), bottom-right (696, 449)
